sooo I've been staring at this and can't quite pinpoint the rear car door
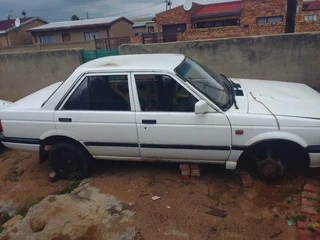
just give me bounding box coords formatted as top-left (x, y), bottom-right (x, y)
top-left (132, 73), bottom-right (232, 162)
top-left (54, 73), bottom-right (140, 158)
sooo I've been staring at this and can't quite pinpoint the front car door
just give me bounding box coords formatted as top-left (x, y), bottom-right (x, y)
top-left (54, 73), bottom-right (140, 159)
top-left (131, 72), bottom-right (232, 163)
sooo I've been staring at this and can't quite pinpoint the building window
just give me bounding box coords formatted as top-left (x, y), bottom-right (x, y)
top-left (148, 27), bottom-right (154, 33)
top-left (39, 35), bottom-right (54, 44)
top-left (194, 19), bottom-right (239, 29)
top-left (256, 16), bottom-right (283, 24)
top-left (304, 14), bottom-right (318, 21)
top-left (84, 32), bottom-right (100, 41)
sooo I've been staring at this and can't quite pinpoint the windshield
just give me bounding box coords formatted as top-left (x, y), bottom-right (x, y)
top-left (175, 58), bottom-right (231, 111)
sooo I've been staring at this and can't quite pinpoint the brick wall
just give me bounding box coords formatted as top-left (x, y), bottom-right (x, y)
top-left (240, 0), bottom-right (287, 34)
top-left (295, 0), bottom-right (320, 32)
top-left (183, 26), bottom-right (243, 41)
top-left (155, 3), bottom-right (202, 32)
top-left (130, 36), bottom-right (143, 44)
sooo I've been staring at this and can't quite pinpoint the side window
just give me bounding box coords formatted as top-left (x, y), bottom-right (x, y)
top-left (63, 75), bottom-right (130, 111)
top-left (135, 74), bottom-right (197, 112)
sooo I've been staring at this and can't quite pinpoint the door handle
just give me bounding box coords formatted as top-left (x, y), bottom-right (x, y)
top-left (142, 119), bottom-right (157, 124)
top-left (59, 118), bottom-right (72, 122)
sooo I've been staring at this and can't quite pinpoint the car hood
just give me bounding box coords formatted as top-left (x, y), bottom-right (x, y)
top-left (232, 78), bottom-right (320, 119)
top-left (0, 100), bottom-right (12, 110)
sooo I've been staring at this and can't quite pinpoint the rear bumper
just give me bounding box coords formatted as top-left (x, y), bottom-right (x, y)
top-left (0, 135), bottom-right (40, 152)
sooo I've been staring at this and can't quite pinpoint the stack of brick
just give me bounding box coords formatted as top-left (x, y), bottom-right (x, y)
top-left (179, 164), bottom-right (200, 180)
top-left (296, 179), bottom-right (320, 239)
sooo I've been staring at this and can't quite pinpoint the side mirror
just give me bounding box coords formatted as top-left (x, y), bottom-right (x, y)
top-left (195, 100), bottom-right (209, 114)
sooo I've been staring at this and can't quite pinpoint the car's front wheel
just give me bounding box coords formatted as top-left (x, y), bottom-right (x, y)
top-left (49, 141), bottom-right (90, 180)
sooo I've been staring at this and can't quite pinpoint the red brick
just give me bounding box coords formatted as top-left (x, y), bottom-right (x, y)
top-left (302, 192), bottom-right (320, 200)
top-left (239, 171), bottom-right (253, 188)
top-left (304, 184), bottom-right (320, 193)
top-left (191, 169), bottom-right (200, 177)
top-left (191, 176), bottom-right (200, 181)
top-left (301, 198), bottom-right (320, 208)
top-left (300, 205), bottom-right (319, 215)
top-left (307, 179), bottom-right (320, 187)
top-left (296, 229), bottom-right (314, 240)
top-left (179, 164), bottom-right (190, 171)
top-left (181, 175), bottom-right (190, 181)
top-left (297, 221), bottom-right (310, 229)
top-left (190, 164), bottom-right (200, 170)
top-left (181, 170), bottom-right (190, 176)
top-left (310, 215), bottom-right (320, 222)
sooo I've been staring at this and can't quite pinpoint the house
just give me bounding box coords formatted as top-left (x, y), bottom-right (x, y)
top-left (295, 0), bottom-right (320, 32)
top-left (132, 18), bottom-right (156, 36)
top-left (0, 17), bottom-right (47, 47)
top-left (28, 17), bottom-right (134, 45)
top-left (154, 0), bottom-right (291, 42)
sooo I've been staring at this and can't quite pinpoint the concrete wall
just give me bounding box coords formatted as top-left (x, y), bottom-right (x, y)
top-left (0, 40), bottom-right (96, 54)
top-left (0, 49), bottom-right (82, 102)
top-left (119, 32), bottom-right (320, 90)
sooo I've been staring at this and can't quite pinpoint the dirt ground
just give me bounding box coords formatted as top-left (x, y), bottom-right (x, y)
top-left (0, 149), bottom-right (317, 240)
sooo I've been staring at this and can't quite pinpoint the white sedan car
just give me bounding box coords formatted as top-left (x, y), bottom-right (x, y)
top-left (0, 54), bottom-right (319, 180)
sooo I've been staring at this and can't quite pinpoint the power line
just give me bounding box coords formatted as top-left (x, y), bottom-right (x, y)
top-left (91, 1), bottom-right (164, 18)
top-left (33, 1), bottom-right (164, 21)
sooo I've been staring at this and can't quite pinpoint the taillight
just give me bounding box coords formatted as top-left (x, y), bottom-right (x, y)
top-left (0, 120), bottom-right (3, 132)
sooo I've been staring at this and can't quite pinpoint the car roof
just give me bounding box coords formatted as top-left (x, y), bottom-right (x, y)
top-left (76, 54), bottom-right (186, 72)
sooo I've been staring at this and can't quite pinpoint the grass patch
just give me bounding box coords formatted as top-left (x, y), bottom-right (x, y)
top-left (0, 212), bottom-right (11, 233)
top-left (58, 180), bottom-right (82, 195)
top-left (287, 215), bottom-right (308, 222)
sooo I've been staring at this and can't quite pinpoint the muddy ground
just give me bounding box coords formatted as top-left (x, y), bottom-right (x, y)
top-left (0, 149), bottom-right (318, 240)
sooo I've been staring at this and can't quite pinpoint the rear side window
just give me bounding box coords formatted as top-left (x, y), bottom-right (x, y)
top-left (63, 75), bottom-right (130, 111)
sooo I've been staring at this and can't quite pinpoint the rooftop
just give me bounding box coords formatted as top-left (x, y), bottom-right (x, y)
top-left (193, 1), bottom-right (241, 18)
top-left (0, 17), bottom-right (47, 34)
top-left (133, 21), bottom-right (154, 28)
top-left (76, 54), bottom-right (185, 72)
top-left (303, 1), bottom-right (320, 11)
top-left (29, 16), bottom-right (133, 32)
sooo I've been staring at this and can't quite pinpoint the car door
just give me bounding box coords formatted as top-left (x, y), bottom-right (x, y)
top-left (131, 73), bottom-right (232, 162)
top-left (54, 73), bottom-right (140, 158)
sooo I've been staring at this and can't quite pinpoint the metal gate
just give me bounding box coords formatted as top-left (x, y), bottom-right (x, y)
top-left (81, 49), bottom-right (119, 63)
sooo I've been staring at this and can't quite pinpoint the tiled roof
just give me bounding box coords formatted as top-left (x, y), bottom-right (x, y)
top-left (193, 1), bottom-right (241, 18)
top-left (303, 1), bottom-right (320, 11)
top-left (0, 17), bottom-right (33, 31)
top-left (29, 16), bottom-right (133, 32)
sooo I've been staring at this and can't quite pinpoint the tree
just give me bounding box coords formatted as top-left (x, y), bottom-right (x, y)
top-left (71, 15), bottom-right (80, 21)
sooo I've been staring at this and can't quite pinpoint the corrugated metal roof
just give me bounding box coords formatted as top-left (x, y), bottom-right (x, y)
top-left (303, 1), bottom-right (320, 11)
top-left (29, 16), bottom-right (132, 32)
top-left (133, 21), bottom-right (154, 28)
top-left (193, 1), bottom-right (241, 17)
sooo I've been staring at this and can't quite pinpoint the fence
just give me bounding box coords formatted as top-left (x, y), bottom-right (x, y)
top-left (95, 37), bottom-right (131, 50)
top-left (81, 49), bottom-right (119, 63)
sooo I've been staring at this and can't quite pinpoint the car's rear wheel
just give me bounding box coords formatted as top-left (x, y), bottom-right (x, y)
top-left (49, 141), bottom-right (90, 180)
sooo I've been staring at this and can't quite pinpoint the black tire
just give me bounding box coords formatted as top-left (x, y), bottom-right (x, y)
top-left (257, 158), bottom-right (284, 180)
top-left (49, 141), bottom-right (90, 180)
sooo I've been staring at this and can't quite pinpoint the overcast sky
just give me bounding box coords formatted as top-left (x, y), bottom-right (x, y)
top-left (1, 0), bottom-right (234, 22)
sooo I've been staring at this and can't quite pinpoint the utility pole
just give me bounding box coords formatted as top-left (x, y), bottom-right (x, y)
top-left (165, 0), bottom-right (168, 11)
top-left (86, 11), bottom-right (89, 19)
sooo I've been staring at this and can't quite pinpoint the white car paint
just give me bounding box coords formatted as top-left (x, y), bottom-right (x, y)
top-left (0, 54), bottom-right (319, 170)
top-left (0, 100), bottom-right (12, 110)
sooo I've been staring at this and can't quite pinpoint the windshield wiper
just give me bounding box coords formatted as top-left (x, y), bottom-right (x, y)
top-left (220, 74), bottom-right (238, 110)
